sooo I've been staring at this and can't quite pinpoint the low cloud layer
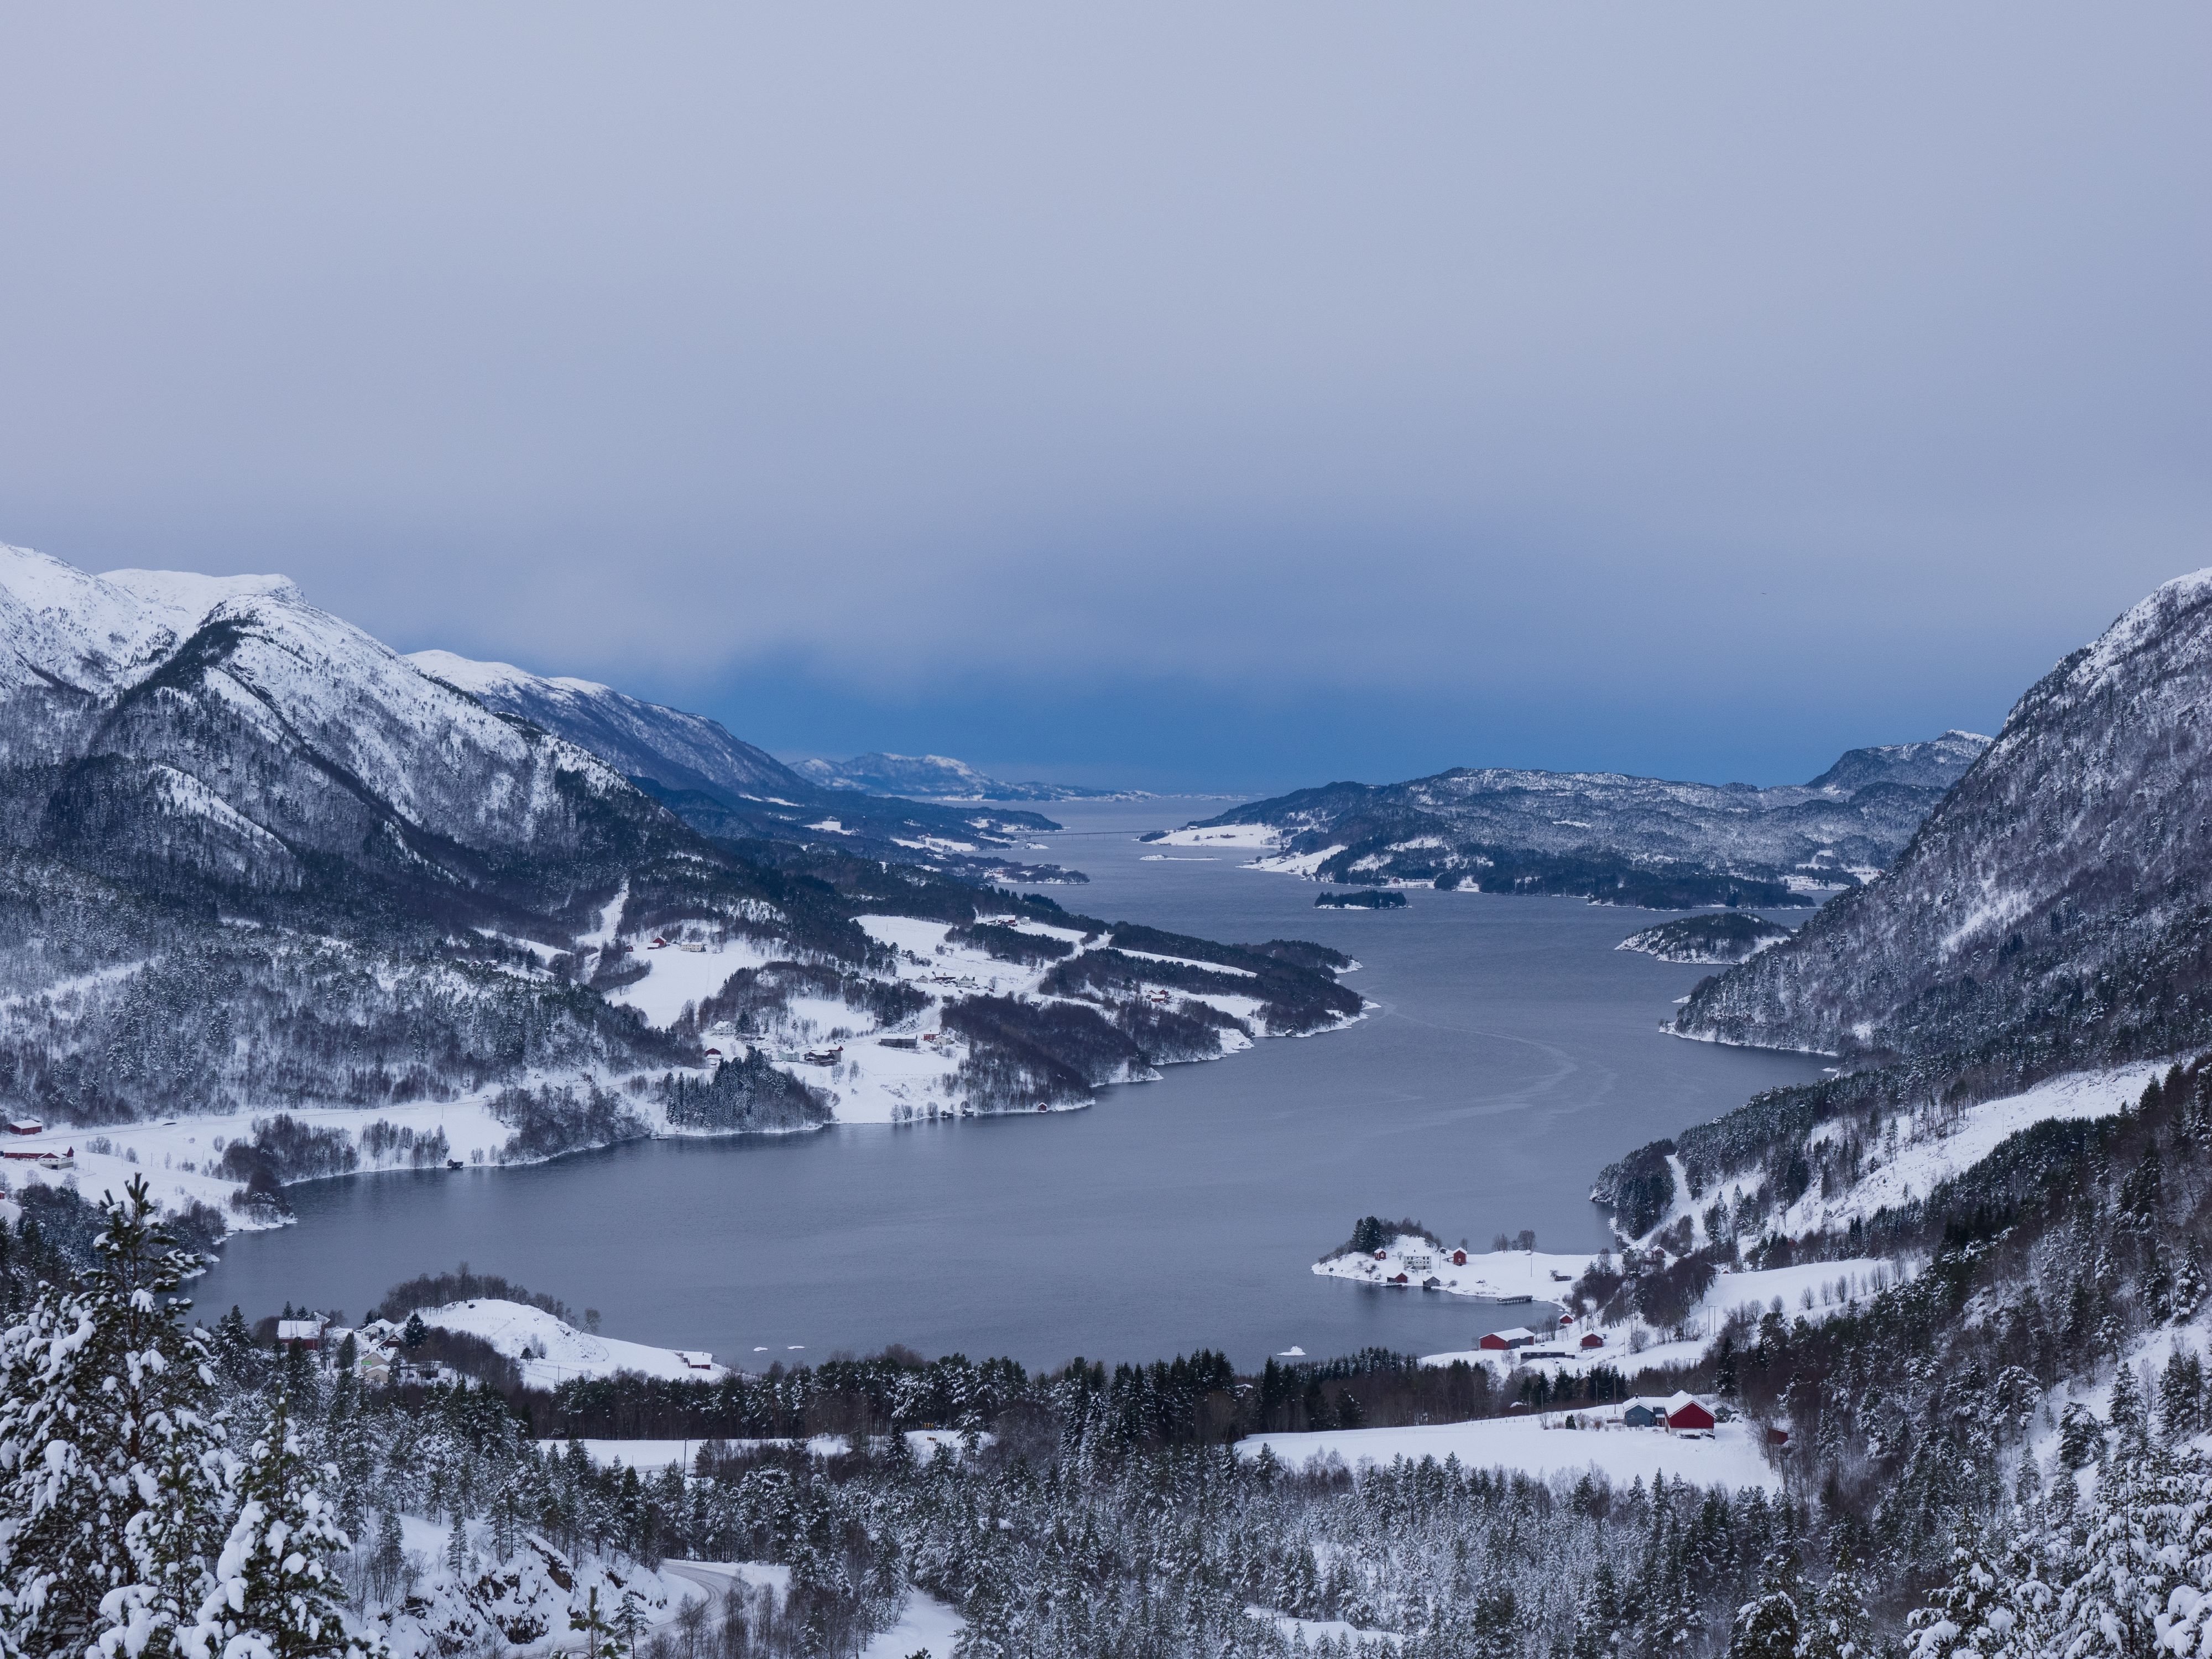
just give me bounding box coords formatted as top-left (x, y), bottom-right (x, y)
top-left (1, 4), bottom-right (2204, 791)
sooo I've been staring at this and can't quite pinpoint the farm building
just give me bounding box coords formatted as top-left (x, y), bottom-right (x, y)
top-left (1479, 1327), bottom-right (1537, 1351)
top-left (1579, 1331), bottom-right (1605, 1349)
top-left (1663, 1392), bottom-right (1717, 1431)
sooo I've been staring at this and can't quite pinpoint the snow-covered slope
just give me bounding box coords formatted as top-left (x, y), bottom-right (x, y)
top-left (1164, 733), bottom-right (1988, 907)
top-left (412, 652), bottom-right (1074, 879)
top-left (1803, 731), bottom-right (1991, 793)
top-left (410, 649), bottom-right (808, 802)
top-left (1681, 570), bottom-right (2212, 1063)
top-left (415, 1298), bottom-right (729, 1386)
top-left (0, 544), bottom-right (299, 702)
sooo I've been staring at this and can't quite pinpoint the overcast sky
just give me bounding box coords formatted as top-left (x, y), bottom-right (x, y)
top-left (1, 6), bottom-right (2205, 793)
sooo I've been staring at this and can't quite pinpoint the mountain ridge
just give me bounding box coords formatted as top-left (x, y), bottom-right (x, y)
top-left (795, 750), bottom-right (1145, 802)
top-left (1677, 567), bottom-right (2212, 1068)
top-left (1156, 733), bottom-right (1989, 907)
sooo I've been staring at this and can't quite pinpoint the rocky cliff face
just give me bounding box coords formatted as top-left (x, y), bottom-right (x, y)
top-left (1680, 570), bottom-right (2212, 1067)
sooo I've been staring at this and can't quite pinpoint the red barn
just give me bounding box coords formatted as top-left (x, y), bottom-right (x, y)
top-left (1479, 1327), bottom-right (1537, 1351)
top-left (1662, 1392), bottom-right (1715, 1432)
top-left (1580, 1331), bottom-right (1605, 1349)
top-left (1452, 1249), bottom-right (1467, 1266)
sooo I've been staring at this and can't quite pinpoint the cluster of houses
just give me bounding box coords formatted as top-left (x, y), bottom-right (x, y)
top-left (271, 1313), bottom-right (465, 1389)
top-left (1616, 1392), bottom-right (1719, 1432)
top-left (1478, 1322), bottom-right (1608, 1356)
top-left (3, 1119), bottom-right (74, 1172)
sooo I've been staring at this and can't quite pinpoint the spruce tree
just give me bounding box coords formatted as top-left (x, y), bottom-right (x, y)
top-left (1906, 1525), bottom-right (2008, 1659)
top-left (1729, 1550), bottom-right (1801, 1659)
top-left (2053, 1439), bottom-right (2199, 1659)
top-left (191, 1394), bottom-right (377, 1659)
top-left (1798, 1556), bottom-right (1873, 1659)
top-left (0, 1178), bottom-right (229, 1659)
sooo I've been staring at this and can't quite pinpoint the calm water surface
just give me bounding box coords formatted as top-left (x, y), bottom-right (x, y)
top-left (194, 802), bottom-right (1824, 1368)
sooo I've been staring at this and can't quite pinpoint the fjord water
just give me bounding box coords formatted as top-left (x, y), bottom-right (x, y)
top-left (194, 801), bottom-right (1825, 1369)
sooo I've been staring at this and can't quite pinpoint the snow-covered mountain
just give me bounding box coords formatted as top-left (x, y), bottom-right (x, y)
top-left (409, 650), bottom-right (808, 802)
top-left (1160, 733), bottom-right (1989, 909)
top-left (795, 751), bottom-right (1141, 802)
top-left (410, 653), bottom-right (1067, 873)
top-left (1679, 570), bottom-right (2212, 1066)
top-left (1802, 730), bottom-right (1990, 793)
top-left (0, 546), bottom-right (662, 901)
top-left (0, 542), bottom-right (1355, 1152)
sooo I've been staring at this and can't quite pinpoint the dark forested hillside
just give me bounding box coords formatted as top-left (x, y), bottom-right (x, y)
top-left (1680, 570), bottom-right (2212, 1068)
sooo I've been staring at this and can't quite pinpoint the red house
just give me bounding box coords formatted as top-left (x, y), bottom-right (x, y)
top-left (1480, 1327), bottom-right (1537, 1351)
top-left (1579, 1331), bottom-right (1605, 1349)
top-left (1662, 1392), bottom-right (1715, 1432)
top-left (1451, 1249), bottom-right (1467, 1266)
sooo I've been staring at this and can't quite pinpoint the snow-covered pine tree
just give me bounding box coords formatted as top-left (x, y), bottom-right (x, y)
top-left (1906, 1525), bottom-right (2010, 1659)
top-left (1797, 1556), bottom-right (1874, 1659)
top-left (2053, 1438), bottom-right (2203, 1659)
top-left (1730, 1551), bottom-right (1802, 1659)
top-left (187, 1394), bottom-right (378, 1659)
top-left (0, 1177), bottom-right (229, 1659)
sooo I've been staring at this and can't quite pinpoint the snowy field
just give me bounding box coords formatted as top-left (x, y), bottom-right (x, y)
top-left (604, 937), bottom-right (778, 1027)
top-left (1418, 1258), bottom-right (1901, 1378)
top-left (420, 1299), bottom-right (731, 1385)
top-left (0, 1093), bottom-right (526, 1233)
top-left (1315, 1239), bottom-right (1589, 1302)
top-left (1238, 1413), bottom-right (1780, 1490)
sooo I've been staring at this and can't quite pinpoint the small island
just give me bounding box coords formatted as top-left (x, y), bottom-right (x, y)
top-left (1314, 889), bottom-right (1408, 910)
top-left (1615, 912), bottom-right (1791, 964)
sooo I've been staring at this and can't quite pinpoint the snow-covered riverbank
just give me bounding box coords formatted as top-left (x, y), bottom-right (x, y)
top-left (0, 905), bottom-right (1366, 1236)
top-left (0, 1079), bottom-right (821, 1235)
